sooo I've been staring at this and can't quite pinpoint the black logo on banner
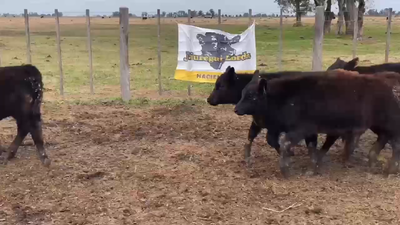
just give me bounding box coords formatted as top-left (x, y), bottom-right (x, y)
top-left (183, 32), bottom-right (251, 70)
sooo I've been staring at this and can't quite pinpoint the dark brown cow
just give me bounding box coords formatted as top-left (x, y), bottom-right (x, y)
top-left (235, 70), bottom-right (400, 177)
top-left (0, 65), bottom-right (50, 166)
top-left (328, 58), bottom-right (400, 167)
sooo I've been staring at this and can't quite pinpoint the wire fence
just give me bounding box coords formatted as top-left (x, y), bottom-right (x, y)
top-left (0, 7), bottom-right (396, 101)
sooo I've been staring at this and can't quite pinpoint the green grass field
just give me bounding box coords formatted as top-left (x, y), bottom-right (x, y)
top-left (0, 16), bottom-right (399, 102)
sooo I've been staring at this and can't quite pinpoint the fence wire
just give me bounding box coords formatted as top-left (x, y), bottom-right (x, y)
top-left (0, 8), bottom-right (396, 100)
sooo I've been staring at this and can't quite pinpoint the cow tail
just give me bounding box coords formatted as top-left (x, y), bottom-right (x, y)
top-left (25, 65), bottom-right (44, 119)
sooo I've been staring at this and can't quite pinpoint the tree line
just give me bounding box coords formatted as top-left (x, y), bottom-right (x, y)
top-left (275, 0), bottom-right (395, 39)
top-left (2, 12), bottom-right (63, 17)
top-left (367, 8), bottom-right (400, 16)
top-left (111, 9), bottom-right (283, 18)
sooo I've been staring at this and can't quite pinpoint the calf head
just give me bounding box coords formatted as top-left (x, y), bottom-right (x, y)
top-left (207, 66), bottom-right (243, 105)
top-left (235, 71), bottom-right (266, 116)
top-left (327, 57), bottom-right (359, 71)
top-left (344, 57), bottom-right (359, 70)
top-left (197, 32), bottom-right (241, 70)
top-left (327, 58), bottom-right (347, 70)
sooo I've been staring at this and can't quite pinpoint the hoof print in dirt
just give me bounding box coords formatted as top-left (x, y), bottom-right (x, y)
top-left (305, 206), bottom-right (323, 215)
top-left (76, 171), bottom-right (106, 180)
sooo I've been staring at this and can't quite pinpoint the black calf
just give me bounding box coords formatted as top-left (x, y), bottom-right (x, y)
top-left (0, 65), bottom-right (50, 166)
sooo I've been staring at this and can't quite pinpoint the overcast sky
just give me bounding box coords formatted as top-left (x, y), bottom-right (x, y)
top-left (0, 0), bottom-right (398, 16)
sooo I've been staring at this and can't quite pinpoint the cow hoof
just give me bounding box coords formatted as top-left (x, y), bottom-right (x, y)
top-left (244, 144), bottom-right (251, 159)
top-left (368, 159), bottom-right (377, 168)
top-left (280, 166), bottom-right (290, 178)
top-left (6, 153), bottom-right (16, 160)
top-left (311, 163), bottom-right (321, 175)
top-left (305, 170), bottom-right (315, 176)
top-left (42, 158), bottom-right (51, 167)
top-left (244, 157), bottom-right (254, 168)
top-left (2, 159), bottom-right (8, 166)
top-left (386, 162), bottom-right (399, 175)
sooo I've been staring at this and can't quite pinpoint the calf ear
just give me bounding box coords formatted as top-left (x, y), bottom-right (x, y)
top-left (345, 57), bottom-right (359, 70)
top-left (227, 66), bottom-right (236, 82)
top-left (227, 66), bottom-right (235, 74)
top-left (257, 78), bottom-right (268, 95)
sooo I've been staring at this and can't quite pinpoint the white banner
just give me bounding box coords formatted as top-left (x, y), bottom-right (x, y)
top-left (175, 23), bottom-right (257, 83)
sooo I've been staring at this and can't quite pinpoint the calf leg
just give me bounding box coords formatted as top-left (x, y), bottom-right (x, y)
top-left (312, 135), bottom-right (340, 174)
top-left (0, 144), bottom-right (4, 157)
top-left (266, 130), bottom-right (282, 155)
top-left (3, 120), bottom-right (29, 165)
top-left (244, 121), bottom-right (261, 165)
top-left (30, 118), bottom-right (50, 167)
top-left (386, 138), bottom-right (400, 175)
top-left (368, 135), bottom-right (388, 168)
top-left (304, 134), bottom-right (318, 156)
top-left (343, 133), bottom-right (361, 163)
top-left (267, 131), bottom-right (295, 156)
top-left (279, 132), bottom-right (303, 178)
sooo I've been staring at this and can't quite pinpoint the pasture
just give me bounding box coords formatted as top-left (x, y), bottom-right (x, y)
top-left (0, 16), bottom-right (400, 224)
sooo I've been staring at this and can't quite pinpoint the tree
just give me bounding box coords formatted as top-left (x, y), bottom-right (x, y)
top-left (112, 11), bottom-right (120, 17)
top-left (198, 10), bottom-right (204, 17)
top-left (161, 11), bottom-right (166, 17)
top-left (274, 0), bottom-right (312, 26)
top-left (243, 12), bottom-right (249, 17)
top-left (52, 12), bottom-right (63, 17)
top-left (29, 12), bottom-right (39, 17)
top-left (341, 0), bottom-right (366, 38)
top-left (337, 0), bottom-right (345, 34)
top-left (357, 0), bottom-right (366, 39)
top-left (366, 9), bottom-right (378, 15)
top-left (379, 8), bottom-right (393, 16)
top-left (209, 9), bottom-right (215, 18)
top-left (324, 0), bottom-right (335, 34)
top-left (177, 10), bottom-right (187, 17)
top-left (191, 10), bottom-right (197, 17)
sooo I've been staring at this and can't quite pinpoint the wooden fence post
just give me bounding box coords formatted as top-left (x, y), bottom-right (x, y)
top-left (55, 9), bottom-right (64, 96)
top-left (119, 7), bottom-right (131, 101)
top-left (278, 7), bottom-right (283, 71)
top-left (187, 9), bottom-right (192, 96)
top-left (157, 9), bottom-right (162, 95)
top-left (352, 6), bottom-right (358, 59)
top-left (86, 9), bottom-right (94, 94)
top-left (312, 6), bottom-right (324, 71)
top-left (385, 8), bottom-right (393, 63)
top-left (218, 9), bottom-right (221, 27)
top-left (24, 9), bottom-right (31, 64)
top-left (249, 9), bottom-right (252, 25)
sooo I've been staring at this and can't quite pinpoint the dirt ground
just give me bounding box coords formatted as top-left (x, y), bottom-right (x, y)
top-left (0, 101), bottom-right (400, 225)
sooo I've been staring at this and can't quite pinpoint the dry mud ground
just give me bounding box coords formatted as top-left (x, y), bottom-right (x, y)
top-left (0, 102), bottom-right (400, 224)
